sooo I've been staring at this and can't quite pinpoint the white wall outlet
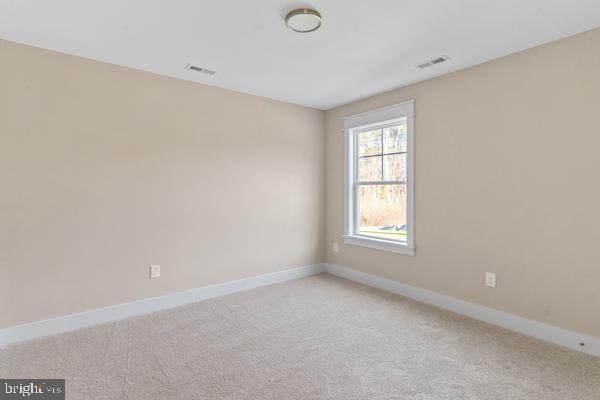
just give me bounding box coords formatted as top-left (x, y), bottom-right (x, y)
top-left (150, 264), bottom-right (161, 279)
top-left (332, 242), bottom-right (339, 253)
top-left (485, 272), bottom-right (496, 288)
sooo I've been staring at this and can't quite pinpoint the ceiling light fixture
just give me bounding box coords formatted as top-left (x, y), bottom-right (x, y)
top-left (285, 8), bottom-right (322, 33)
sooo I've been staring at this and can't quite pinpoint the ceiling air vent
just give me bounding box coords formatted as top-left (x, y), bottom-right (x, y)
top-left (418, 55), bottom-right (451, 69)
top-left (185, 64), bottom-right (216, 75)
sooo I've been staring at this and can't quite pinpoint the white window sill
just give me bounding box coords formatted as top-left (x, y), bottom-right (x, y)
top-left (342, 235), bottom-right (415, 256)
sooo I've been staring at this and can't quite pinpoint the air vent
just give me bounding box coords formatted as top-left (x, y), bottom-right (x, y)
top-left (418, 55), bottom-right (451, 69)
top-left (185, 64), bottom-right (216, 75)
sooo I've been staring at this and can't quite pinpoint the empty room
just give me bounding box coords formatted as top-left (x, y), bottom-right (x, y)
top-left (1, 1), bottom-right (600, 399)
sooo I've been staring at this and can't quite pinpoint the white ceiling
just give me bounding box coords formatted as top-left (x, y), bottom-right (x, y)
top-left (1, 1), bottom-right (599, 110)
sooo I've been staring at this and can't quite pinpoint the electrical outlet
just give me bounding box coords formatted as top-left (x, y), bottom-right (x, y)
top-left (333, 242), bottom-right (339, 253)
top-left (150, 265), bottom-right (160, 279)
top-left (485, 272), bottom-right (496, 288)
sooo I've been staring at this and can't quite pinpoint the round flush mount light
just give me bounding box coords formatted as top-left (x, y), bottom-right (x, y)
top-left (285, 8), bottom-right (322, 33)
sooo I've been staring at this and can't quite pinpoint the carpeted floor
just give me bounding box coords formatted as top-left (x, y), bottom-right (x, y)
top-left (1, 274), bottom-right (599, 399)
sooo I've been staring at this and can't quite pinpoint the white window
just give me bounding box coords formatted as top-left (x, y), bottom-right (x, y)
top-left (343, 101), bottom-right (414, 255)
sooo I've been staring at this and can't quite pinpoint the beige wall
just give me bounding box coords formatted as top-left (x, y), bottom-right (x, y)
top-left (325, 29), bottom-right (600, 338)
top-left (0, 40), bottom-right (325, 328)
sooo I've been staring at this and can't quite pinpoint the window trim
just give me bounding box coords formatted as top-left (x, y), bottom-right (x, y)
top-left (342, 100), bottom-right (415, 256)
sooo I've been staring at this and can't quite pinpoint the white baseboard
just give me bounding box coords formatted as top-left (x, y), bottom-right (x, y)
top-left (324, 263), bottom-right (600, 358)
top-left (0, 263), bottom-right (325, 347)
top-left (4, 262), bottom-right (598, 358)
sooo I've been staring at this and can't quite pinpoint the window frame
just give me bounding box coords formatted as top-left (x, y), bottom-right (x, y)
top-left (342, 101), bottom-right (415, 256)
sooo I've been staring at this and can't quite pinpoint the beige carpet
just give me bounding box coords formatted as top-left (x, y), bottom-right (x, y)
top-left (1, 274), bottom-right (599, 399)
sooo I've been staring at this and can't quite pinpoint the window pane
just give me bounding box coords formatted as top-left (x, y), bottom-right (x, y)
top-left (383, 153), bottom-right (407, 181)
top-left (358, 184), bottom-right (407, 242)
top-left (358, 130), bottom-right (382, 156)
top-left (358, 156), bottom-right (382, 181)
top-left (383, 123), bottom-right (407, 153)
